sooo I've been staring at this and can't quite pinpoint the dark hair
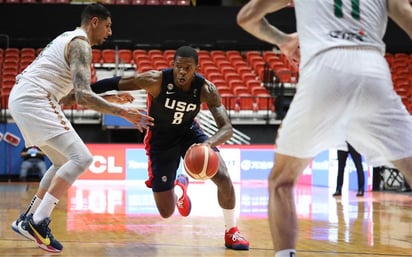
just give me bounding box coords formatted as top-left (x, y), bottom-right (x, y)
top-left (81, 3), bottom-right (111, 24)
top-left (174, 46), bottom-right (198, 65)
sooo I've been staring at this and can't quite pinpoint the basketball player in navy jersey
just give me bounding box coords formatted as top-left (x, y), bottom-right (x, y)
top-left (237, 0), bottom-right (412, 256)
top-left (89, 46), bottom-right (249, 250)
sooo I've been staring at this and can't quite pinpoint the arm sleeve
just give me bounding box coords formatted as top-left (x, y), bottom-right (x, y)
top-left (90, 76), bottom-right (121, 94)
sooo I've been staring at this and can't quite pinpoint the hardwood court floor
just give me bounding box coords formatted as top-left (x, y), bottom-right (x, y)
top-left (0, 180), bottom-right (411, 257)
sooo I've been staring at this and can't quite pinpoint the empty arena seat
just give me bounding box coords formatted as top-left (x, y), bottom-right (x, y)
top-left (102, 49), bottom-right (116, 63)
top-left (176, 0), bottom-right (190, 5)
top-left (20, 48), bottom-right (35, 58)
top-left (118, 49), bottom-right (133, 63)
top-left (130, 0), bottom-right (146, 4)
top-left (162, 0), bottom-right (176, 5)
top-left (146, 0), bottom-right (160, 4)
top-left (232, 86), bottom-right (250, 96)
top-left (92, 49), bottom-right (102, 63)
top-left (115, 0), bottom-right (130, 4)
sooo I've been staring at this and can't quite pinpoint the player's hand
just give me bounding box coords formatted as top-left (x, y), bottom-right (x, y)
top-left (103, 92), bottom-right (135, 104)
top-left (278, 32), bottom-right (300, 68)
top-left (120, 107), bottom-right (154, 133)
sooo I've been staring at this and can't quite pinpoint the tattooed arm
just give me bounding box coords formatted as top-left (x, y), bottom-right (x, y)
top-left (67, 37), bottom-right (153, 131)
top-left (236, 0), bottom-right (300, 66)
top-left (200, 79), bottom-right (233, 147)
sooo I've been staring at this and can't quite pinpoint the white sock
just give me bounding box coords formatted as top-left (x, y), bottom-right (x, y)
top-left (222, 208), bottom-right (236, 231)
top-left (33, 192), bottom-right (59, 224)
top-left (275, 249), bottom-right (296, 257)
top-left (24, 195), bottom-right (42, 215)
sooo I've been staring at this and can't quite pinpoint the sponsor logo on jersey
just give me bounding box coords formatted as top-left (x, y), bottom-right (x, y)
top-left (329, 30), bottom-right (366, 42)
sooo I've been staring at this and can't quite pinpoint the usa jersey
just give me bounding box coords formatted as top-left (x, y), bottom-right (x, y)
top-left (144, 68), bottom-right (205, 148)
top-left (17, 27), bottom-right (88, 101)
top-left (293, 0), bottom-right (387, 68)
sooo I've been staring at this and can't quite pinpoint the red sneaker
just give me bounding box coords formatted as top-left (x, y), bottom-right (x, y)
top-left (175, 174), bottom-right (192, 217)
top-left (225, 227), bottom-right (250, 250)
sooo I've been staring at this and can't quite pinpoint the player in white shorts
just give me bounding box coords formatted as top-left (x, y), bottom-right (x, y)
top-left (8, 3), bottom-right (153, 253)
top-left (237, 0), bottom-right (412, 256)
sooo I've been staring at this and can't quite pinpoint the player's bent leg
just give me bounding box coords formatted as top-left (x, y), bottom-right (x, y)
top-left (211, 158), bottom-right (236, 210)
top-left (268, 153), bottom-right (311, 254)
top-left (211, 158), bottom-right (250, 250)
top-left (153, 189), bottom-right (178, 218)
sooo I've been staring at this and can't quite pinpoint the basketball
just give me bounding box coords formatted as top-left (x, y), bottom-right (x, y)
top-left (183, 144), bottom-right (219, 180)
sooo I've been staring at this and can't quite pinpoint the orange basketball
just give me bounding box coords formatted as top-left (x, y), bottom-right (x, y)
top-left (183, 144), bottom-right (219, 180)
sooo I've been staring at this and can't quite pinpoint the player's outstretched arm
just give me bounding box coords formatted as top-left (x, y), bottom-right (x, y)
top-left (90, 70), bottom-right (162, 98)
top-left (68, 38), bottom-right (154, 132)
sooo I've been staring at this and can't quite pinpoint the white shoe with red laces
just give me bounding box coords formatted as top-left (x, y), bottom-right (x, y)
top-left (225, 226), bottom-right (250, 250)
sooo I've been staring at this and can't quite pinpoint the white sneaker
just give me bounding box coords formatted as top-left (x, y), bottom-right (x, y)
top-left (11, 214), bottom-right (35, 241)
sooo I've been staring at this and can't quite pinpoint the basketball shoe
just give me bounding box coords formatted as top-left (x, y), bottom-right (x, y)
top-left (175, 174), bottom-right (192, 217)
top-left (26, 214), bottom-right (63, 253)
top-left (11, 213), bottom-right (35, 241)
top-left (225, 226), bottom-right (250, 250)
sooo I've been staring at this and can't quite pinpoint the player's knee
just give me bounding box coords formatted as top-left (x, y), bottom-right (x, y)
top-left (212, 167), bottom-right (231, 185)
top-left (78, 153), bottom-right (93, 170)
top-left (269, 172), bottom-right (294, 193)
top-left (158, 207), bottom-right (174, 218)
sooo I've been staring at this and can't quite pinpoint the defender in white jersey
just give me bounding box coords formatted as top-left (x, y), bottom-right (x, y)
top-left (237, 1), bottom-right (412, 256)
top-left (8, 3), bottom-right (153, 253)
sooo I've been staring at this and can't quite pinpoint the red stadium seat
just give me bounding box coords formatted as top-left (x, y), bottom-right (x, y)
top-left (207, 72), bottom-right (224, 82)
top-left (227, 79), bottom-right (244, 89)
top-left (5, 48), bottom-right (19, 57)
top-left (235, 94), bottom-right (255, 110)
top-left (224, 72), bottom-right (241, 83)
top-left (148, 49), bottom-right (163, 58)
top-left (131, 0), bottom-right (146, 4)
top-left (138, 64), bottom-right (154, 73)
top-left (212, 79), bottom-right (227, 88)
top-left (21, 0), bottom-right (37, 4)
top-left (102, 49), bottom-right (116, 63)
top-left (115, 0), bottom-right (130, 4)
top-left (162, 0), bottom-right (176, 5)
top-left (118, 49), bottom-right (133, 64)
top-left (92, 49), bottom-right (102, 64)
top-left (251, 86), bottom-right (269, 96)
top-left (232, 86), bottom-right (250, 96)
top-left (20, 48), bottom-right (36, 58)
top-left (216, 86), bottom-right (232, 95)
top-left (5, 0), bottom-right (20, 4)
top-left (40, 0), bottom-right (56, 4)
top-left (146, 0), bottom-right (160, 4)
top-left (176, 0), bottom-right (190, 5)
